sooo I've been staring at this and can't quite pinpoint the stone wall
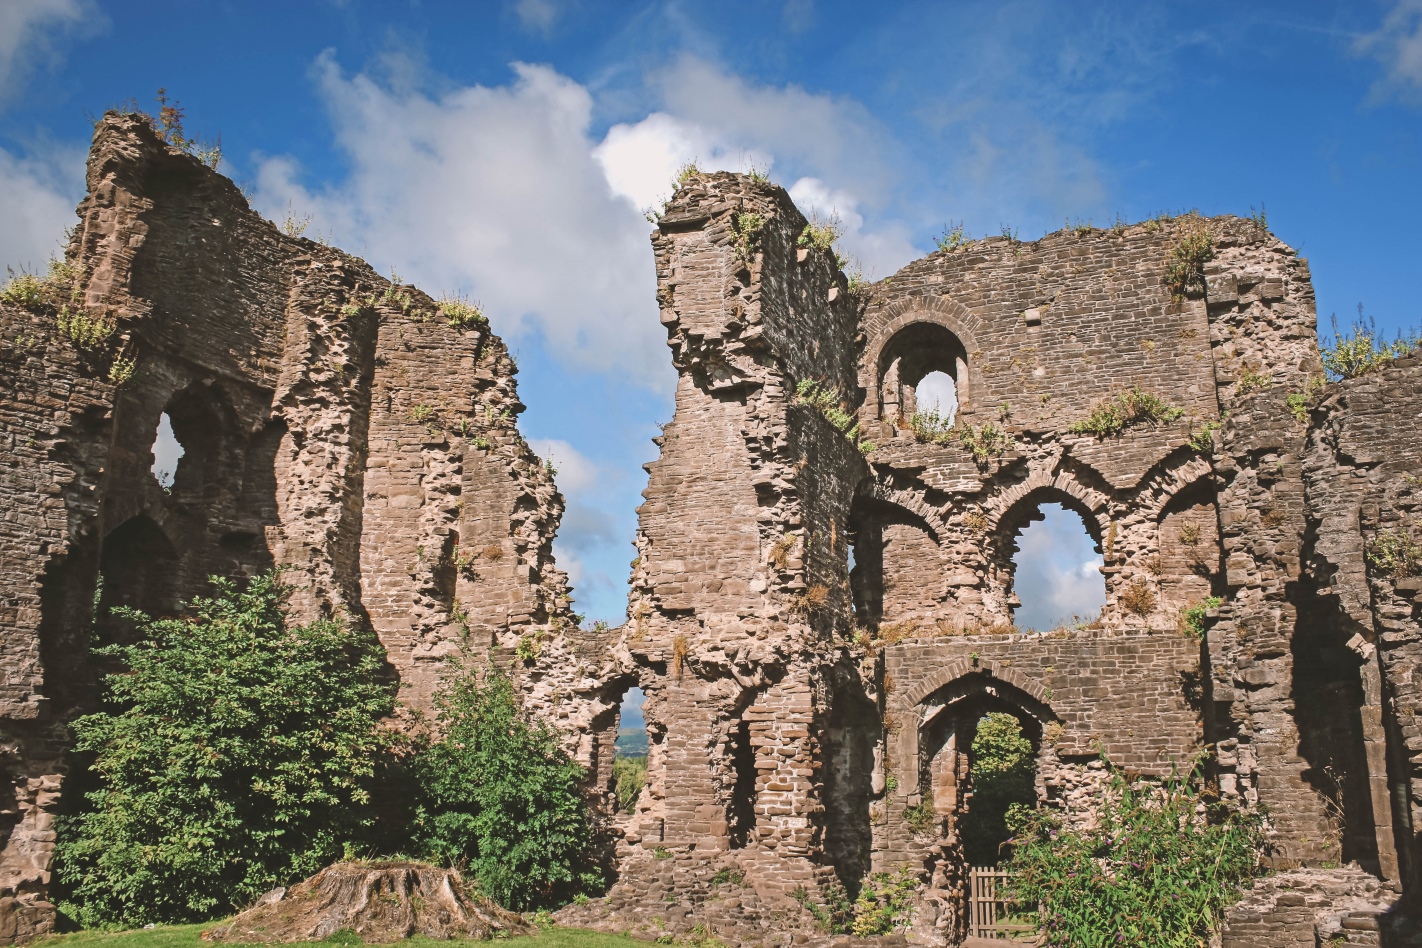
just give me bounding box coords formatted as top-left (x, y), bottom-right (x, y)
top-left (0, 114), bottom-right (598, 937)
top-left (571, 178), bottom-right (1422, 944)
top-left (2, 116), bottom-right (1419, 946)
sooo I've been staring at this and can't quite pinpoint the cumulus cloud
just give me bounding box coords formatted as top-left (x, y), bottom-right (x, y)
top-left (255, 52), bottom-right (936, 390)
top-left (253, 54), bottom-right (668, 386)
top-left (1356, 0), bottom-right (1422, 101)
top-left (1012, 503), bottom-right (1106, 631)
top-left (597, 57), bottom-right (921, 279)
top-left (0, 143), bottom-right (85, 274)
top-left (0, 0), bottom-right (96, 102)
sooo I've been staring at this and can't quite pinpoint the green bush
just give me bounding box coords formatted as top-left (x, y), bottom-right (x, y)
top-left (1163, 218), bottom-right (1213, 300)
top-left (962, 713), bottom-right (1036, 866)
top-left (54, 572), bottom-right (397, 928)
top-left (794, 379), bottom-right (874, 455)
top-left (1006, 760), bottom-right (1265, 948)
top-left (412, 664), bottom-right (601, 910)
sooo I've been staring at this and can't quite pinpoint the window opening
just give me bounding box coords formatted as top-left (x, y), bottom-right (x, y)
top-left (1011, 503), bottom-right (1105, 632)
top-left (151, 412), bottom-right (183, 490)
top-left (729, 717), bottom-right (758, 848)
top-left (612, 687), bottom-right (646, 815)
top-left (915, 370), bottom-right (958, 425)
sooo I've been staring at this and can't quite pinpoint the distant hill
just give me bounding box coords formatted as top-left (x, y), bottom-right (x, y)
top-left (615, 728), bottom-right (647, 758)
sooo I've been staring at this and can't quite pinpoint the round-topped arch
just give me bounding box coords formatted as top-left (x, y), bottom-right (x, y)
top-left (860, 296), bottom-right (985, 427)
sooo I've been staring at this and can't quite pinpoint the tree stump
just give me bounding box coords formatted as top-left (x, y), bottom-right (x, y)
top-left (204, 862), bottom-right (528, 943)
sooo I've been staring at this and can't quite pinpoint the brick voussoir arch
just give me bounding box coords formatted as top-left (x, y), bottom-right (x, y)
top-left (898, 658), bottom-right (1051, 711)
top-left (983, 461), bottom-right (1111, 541)
top-left (857, 474), bottom-right (949, 542)
top-left (859, 295), bottom-right (984, 414)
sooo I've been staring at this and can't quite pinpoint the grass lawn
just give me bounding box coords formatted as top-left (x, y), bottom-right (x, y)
top-left (35, 923), bottom-right (643, 948)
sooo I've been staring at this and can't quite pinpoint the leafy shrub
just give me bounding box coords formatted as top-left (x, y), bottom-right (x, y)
top-left (1067, 386), bottom-right (1184, 438)
top-left (935, 221), bottom-right (968, 252)
top-left (1119, 580), bottom-right (1157, 617)
top-left (439, 295), bottom-right (487, 330)
top-left (963, 713), bottom-right (1036, 866)
top-left (54, 572), bottom-right (397, 927)
top-left (1181, 596), bottom-right (1225, 637)
top-left (848, 868), bottom-right (919, 936)
top-left (1235, 368), bottom-right (1272, 395)
top-left (798, 216), bottom-right (841, 253)
top-left (956, 421), bottom-right (1012, 464)
top-left (902, 799), bottom-right (939, 836)
top-left (1006, 761), bottom-right (1265, 948)
top-left (907, 408), bottom-right (955, 445)
top-left (1188, 421), bottom-right (1220, 453)
top-left (411, 664), bottom-right (601, 910)
top-left (56, 306), bottom-right (116, 350)
top-left (613, 755), bottom-right (646, 814)
top-left (1163, 218), bottom-right (1213, 300)
top-left (1321, 313), bottom-right (1419, 381)
top-left (731, 212), bottom-right (764, 262)
top-left (2, 258), bottom-right (80, 312)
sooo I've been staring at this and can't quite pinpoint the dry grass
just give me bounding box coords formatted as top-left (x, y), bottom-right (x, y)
top-left (1119, 581), bottom-right (1157, 617)
top-left (671, 635), bottom-right (689, 678)
top-left (768, 534), bottom-right (797, 570)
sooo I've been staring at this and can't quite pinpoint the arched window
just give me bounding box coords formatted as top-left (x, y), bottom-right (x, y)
top-left (1001, 495), bottom-right (1105, 632)
top-left (96, 515), bottom-right (180, 643)
top-left (876, 322), bottom-right (969, 427)
top-left (849, 496), bottom-right (939, 630)
top-left (150, 412), bottom-right (183, 490)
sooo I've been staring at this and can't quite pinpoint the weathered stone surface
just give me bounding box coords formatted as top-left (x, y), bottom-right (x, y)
top-left (0, 115), bottom-right (597, 939)
top-left (2, 122), bottom-right (1420, 946)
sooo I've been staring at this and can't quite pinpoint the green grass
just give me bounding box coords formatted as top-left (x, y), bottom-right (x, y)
top-left (36, 923), bottom-right (642, 948)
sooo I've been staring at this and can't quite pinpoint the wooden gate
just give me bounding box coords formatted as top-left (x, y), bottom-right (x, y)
top-left (968, 866), bottom-right (1037, 941)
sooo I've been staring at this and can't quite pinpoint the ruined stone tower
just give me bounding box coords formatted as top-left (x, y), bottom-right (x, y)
top-left (1, 116), bottom-right (1420, 945)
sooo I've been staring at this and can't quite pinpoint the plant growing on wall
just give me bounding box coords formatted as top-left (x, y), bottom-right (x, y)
top-left (794, 379), bottom-right (875, 455)
top-left (1321, 311), bottom-right (1420, 380)
top-left (1367, 524), bottom-right (1422, 578)
top-left (1163, 218), bottom-right (1213, 300)
top-left (1006, 758), bottom-right (1265, 948)
top-left (1067, 386), bottom-right (1184, 438)
top-left (54, 572), bottom-right (397, 927)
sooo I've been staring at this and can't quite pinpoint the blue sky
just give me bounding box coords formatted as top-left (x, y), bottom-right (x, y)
top-left (3, 0), bottom-right (1419, 625)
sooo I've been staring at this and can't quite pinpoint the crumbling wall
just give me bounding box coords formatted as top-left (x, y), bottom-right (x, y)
top-left (2, 110), bottom-right (1418, 947)
top-left (0, 114), bottom-right (588, 938)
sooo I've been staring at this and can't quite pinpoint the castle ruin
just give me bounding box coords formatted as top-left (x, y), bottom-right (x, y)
top-left (2, 114), bottom-right (1420, 945)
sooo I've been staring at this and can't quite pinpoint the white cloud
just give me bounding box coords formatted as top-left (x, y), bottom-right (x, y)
top-left (786, 176), bottom-right (919, 281)
top-left (1012, 503), bottom-right (1106, 631)
top-left (0, 0), bottom-right (95, 102)
top-left (599, 58), bottom-right (921, 279)
top-left (254, 54), bottom-right (669, 387)
top-left (1356, 0), bottom-right (1422, 101)
top-left (0, 143), bottom-right (85, 274)
top-left (594, 111), bottom-right (771, 215)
